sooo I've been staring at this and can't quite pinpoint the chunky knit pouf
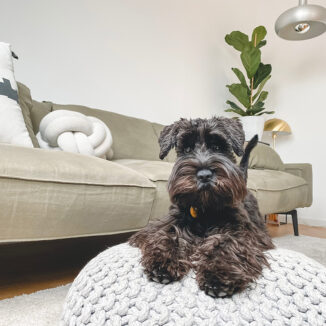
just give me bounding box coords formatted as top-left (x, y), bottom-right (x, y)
top-left (62, 243), bottom-right (326, 326)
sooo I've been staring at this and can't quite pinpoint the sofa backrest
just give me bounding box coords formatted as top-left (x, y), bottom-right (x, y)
top-left (29, 99), bottom-right (165, 161)
top-left (24, 83), bottom-right (284, 167)
top-left (249, 142), bottom-right (284, 171)
top-left (235, 142), bottom-right (285, 171)
top-left (30, 100), bottom-right (52, 135)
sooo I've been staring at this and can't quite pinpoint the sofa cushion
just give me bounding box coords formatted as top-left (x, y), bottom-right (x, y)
top-left (114, 159), bottom-right (173, 182)
top-left (49, 103), bottom-right (160, 161)
top-left (17, 83), bottom-right (39, 148)
top-left (248, 143), bottom-right (284, 171)
top-left (248, 169), bottom-right (308, 215)
top-left (248, 169), bottom-right (306, 191)
top-left (114, 160), bottom-right (309, 218)
top-left (0, 144), bottom-right (156, 242)
top-left (114, 159), bottom-right (173, 220)
top-left (0, 145), bottom-right (154, 187)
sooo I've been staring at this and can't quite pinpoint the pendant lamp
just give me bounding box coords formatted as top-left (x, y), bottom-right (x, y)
top-left (275, 0), bottom-right (326, 40)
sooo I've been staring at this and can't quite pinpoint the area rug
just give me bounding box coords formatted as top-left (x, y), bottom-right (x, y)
top-left (273, 235), bottom-right (326, 267)
top-left (0, 235), bottom-right (325, 326)
top-left (0, 284), bottom-right (69, 326)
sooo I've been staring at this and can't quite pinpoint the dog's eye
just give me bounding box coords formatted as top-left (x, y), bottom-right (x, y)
top-left (211, 145), bottom-right (219, 151)
top-left (184, 147), bottom-right (192, 154)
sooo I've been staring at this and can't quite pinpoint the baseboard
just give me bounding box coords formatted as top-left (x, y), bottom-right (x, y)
top-left (295, 216), bottom-right (326, 228)
top-left (274, 211), bottom-right (326, 228)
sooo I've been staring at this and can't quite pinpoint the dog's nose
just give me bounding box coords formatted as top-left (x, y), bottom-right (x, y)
top-left (197, 169), bottom-right (212, 182)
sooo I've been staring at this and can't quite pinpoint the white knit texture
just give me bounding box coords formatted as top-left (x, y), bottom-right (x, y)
top-left (62, 244), bottom-right (326, 326)
top-left (37, 110), bottom-right (113, 159)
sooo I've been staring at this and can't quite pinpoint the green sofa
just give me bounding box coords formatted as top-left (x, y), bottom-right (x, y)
top-left (0, 84), bottom-right (312, 242)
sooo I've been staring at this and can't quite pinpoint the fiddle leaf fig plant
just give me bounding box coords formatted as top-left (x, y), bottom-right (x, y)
top-left (224, 26), bottom-right (274, 116)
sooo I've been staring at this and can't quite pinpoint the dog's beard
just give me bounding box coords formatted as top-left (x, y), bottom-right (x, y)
top-left (168, 156), bottom-right (247, 210)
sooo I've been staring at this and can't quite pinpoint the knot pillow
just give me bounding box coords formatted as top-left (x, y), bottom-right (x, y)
top-left (36, 110), bottom-right (113, 159)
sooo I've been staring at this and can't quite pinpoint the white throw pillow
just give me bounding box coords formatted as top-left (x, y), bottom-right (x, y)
top-left (0, 42), bottom-right (33, 147)
top-left (36, 110), bottom-right (114, 159)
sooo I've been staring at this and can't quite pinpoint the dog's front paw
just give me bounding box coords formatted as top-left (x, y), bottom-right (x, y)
top-left (143, 258), bottom-right (190, 284)
top-left (146, 266), bottom-right (175, 284)
top-left (196, 272), bottom-right (238, 298)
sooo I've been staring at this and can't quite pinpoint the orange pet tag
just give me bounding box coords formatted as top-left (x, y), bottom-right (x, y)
top-left (190, 206), bottom-right (198, 218)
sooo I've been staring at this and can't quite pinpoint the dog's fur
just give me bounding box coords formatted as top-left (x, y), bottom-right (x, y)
top-left (129, 117), bottom-right (274, 297)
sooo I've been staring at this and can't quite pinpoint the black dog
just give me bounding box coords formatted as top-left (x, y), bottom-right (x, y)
top-left (130, 117), bottom-right (274, 297)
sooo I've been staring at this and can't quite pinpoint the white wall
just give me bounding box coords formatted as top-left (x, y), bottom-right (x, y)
top-left (1, 0), bottom-right (326, 226)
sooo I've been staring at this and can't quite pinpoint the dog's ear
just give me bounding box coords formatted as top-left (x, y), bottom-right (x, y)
top-left (225, 118), bottom-right (245, 156)
top-left (240, 134), bottom-right (258, 181)
top-left (216, 117), bottom-right (245, 156)
top-left (158, 121), bottom-right (181, 160)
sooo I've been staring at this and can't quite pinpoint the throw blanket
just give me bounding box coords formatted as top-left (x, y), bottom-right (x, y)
top-left (37, 110), bottom-right (113, 159)
top-left (62, 243), bottom-right (326, 326)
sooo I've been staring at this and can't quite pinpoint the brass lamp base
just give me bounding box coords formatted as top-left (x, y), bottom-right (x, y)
top-left (264, 119), bottom-right (292, 150)
top-left (272, 132), bottom-right (277, 149)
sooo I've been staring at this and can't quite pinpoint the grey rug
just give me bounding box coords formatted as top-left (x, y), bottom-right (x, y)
top-left (273, 235), bottom-right (326, 267)
top-left (0, 284), bottom-right (70, 326)
top-left (0, 235), bottom-right (325, 326)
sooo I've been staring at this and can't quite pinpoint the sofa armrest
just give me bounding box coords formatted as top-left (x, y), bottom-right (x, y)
top-left (283, 163), bottom-right (313, 206)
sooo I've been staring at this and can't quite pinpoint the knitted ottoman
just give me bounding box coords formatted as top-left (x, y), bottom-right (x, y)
top-left (62, 243), bottom-right (326, 326)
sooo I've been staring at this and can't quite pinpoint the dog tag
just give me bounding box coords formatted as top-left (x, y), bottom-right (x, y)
top-left (190, 206), bottom-right (198, 218)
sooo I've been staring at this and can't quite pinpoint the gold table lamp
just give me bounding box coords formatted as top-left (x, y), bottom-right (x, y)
top-left (264, 119), bottom-right (292, 149)
top-left (264, 118), bottom-right (292, 226)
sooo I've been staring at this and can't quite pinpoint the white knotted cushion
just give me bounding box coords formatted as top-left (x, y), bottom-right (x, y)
top-left (36, 110), bottom-right (113, 159)
top-left (62, 243), bottom-right (326, 326)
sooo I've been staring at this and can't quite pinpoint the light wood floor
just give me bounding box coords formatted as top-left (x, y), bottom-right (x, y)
top-left (1, 225), bottom-right (325, 300)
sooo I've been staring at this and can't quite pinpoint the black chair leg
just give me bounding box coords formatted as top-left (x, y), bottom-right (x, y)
top-left (290, 210), bottom-right (299, 236)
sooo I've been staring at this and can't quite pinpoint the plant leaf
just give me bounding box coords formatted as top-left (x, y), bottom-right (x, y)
top-left (226, 100), bottom-right (246, 112)
top-left (250, 108), bottom-right (265, 116)
top-left (253, 63), bottom-right (272, 89)
top-left (247, 101), bottom-right (265, 115)
top-left (251, 26), bottom-right (267, 46)
top-left (257, 40), bottom-right (267, 48)
top-left (225, 108), bottom-right (247, 116)
top-left (240, 45), bottom-right (261, 79)
top-left (225, 31), bottom-right (250, 52)
top-left (225, 102), bottom-right (247, 116)
top-left (253, 74), bottom-right (271, 101)
top-left (226, 84), bottom-right (250, 108)
top-left (257, 110), bottom-right (275, 116)
top-left (231, 68), bottom-right (249, 91)
top-left (253, 90), bottom-right (268, 103)
top-left (253, 101), bottom-right (264, 109)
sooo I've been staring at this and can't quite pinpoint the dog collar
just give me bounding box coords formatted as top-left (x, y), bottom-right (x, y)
top-left (190, 206), bottom-right (198, 218)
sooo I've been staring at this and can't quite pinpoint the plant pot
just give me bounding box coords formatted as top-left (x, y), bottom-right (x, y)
top-left (239, 116), bottom-right (265, 141)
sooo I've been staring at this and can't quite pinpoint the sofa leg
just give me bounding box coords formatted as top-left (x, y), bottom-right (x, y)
top-left (290, 210), bottom-right (299, 236)
top-left (265, 211), bottom-right (299, 236)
